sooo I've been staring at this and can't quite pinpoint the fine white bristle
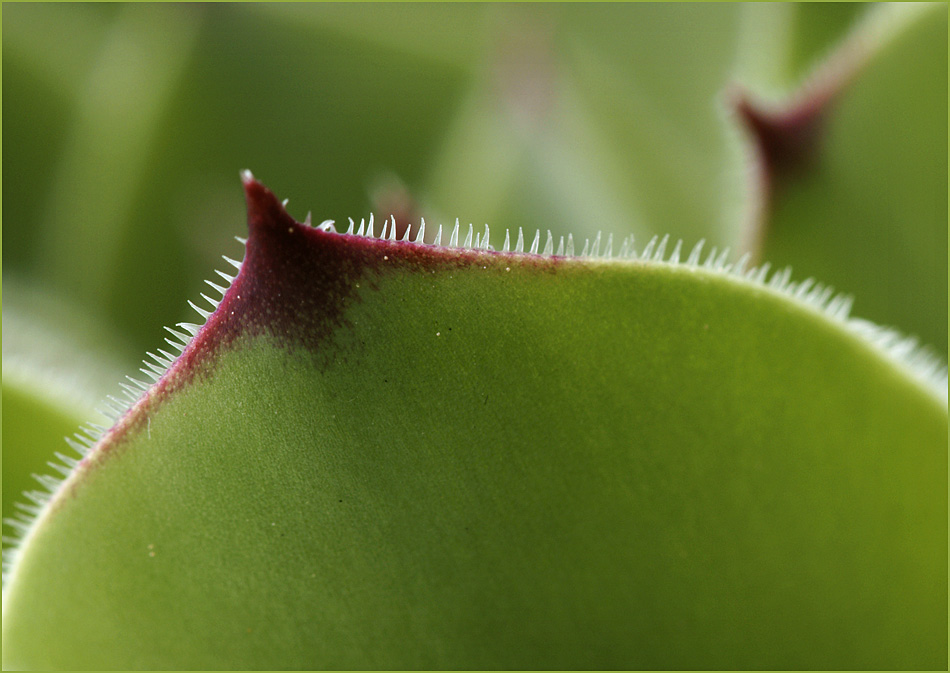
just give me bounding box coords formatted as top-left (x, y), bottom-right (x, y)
top-left (641, 235), bottom-right (657, 261)
top-left (124, 377), bottom-right (150, 393)
top-left (590, 232), bottom-right (602, 258)
top-left (176, 322), bottom-right (201, 336)
top-left (118, 382), bottom-right (141, 398)
top-left (714, 248), bottom-right (730, 270)
top-left (205, 280), bottom-right (227, 295)
top-left (733, 252), bottom-right (750, 275)
top-left (33, 474), bottom-right (62, 493)
top-left (751, 262), bottom-right (771, 284)
top-left (137, 368), bottom-right (160, 383)
top-left (214, 269), bottom-right (235, 284)
top-left (164, 326), bottom-right (191, 343)
top-left (618, 236), bottom-right (630, 258)
top-left (7, 206), bottom-right (944, 587)
top-left (142, 362), bottom-right (164, 378)
top-left (65, 437), bottom-right (88, 455)
top-left (686, 240), bottom-right (705, 266)
top-left (164, 338), bottom-right (185, 353)
top-left (449, 221), bottom-right (460, 248)
top-left (54, 452), bottom-right (79, 469)
top-left (3, 518), bottom-right (31, 534)
top-left (188, 300), bottom-right (211, 319)
top-left (14, 503), bottom-right (42, 518)
top-left (22, 491), bottom-right (51, 508)
top-left (529, 230), bottom-right (540, 255)
top-left (46, 462), bottom-right (72, 478)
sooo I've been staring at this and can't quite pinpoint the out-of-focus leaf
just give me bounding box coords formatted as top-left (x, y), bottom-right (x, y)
top-left (1, 285), bottom-right (132, 526)
top-left (1, 4), bottom-right (879, 359)
top-left (244, 2), bottom-right (491, 70)
top-left (738, 3), bottom-right (947, 357)
top-left (3, 179), bottom-right (945, 669)
top-left (2, 3), bottom-right (470, 353)
top-left (425, 3), bottom-right (870, 252)
top-left (426, 4), bottom-right (748, 247)
top-left (3, 386), bottom-right (91, 523)
top-left (733, 3), bottom-right (867, 97)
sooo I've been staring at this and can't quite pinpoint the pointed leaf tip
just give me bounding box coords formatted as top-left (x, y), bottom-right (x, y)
top-left (242, 174), bottom-right (297, 239)
top-left (733, 90), bottom-right (828, 181)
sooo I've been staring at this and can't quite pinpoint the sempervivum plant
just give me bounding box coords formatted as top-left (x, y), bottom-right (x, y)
top-left (2, 3), bottom-right (946, 670)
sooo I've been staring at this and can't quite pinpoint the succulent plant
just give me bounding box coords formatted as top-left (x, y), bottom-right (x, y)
top-left (3, 3), bottom-right (946, 669)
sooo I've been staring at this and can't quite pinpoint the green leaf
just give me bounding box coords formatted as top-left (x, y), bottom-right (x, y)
top-left (737, 3), bottom-right (947, 357)
top-left (2, 385), bottom-right (90, 526)
top-left (732, 3), bottom-right (867, 96)
top-left (3, 178), bottom-right (945, 669)
top-left (1, 3), bottom-right (881, 363)
top-left (1, 285), bottom-right (132, 527)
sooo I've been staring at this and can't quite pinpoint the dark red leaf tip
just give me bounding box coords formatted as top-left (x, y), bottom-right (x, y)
top-left (241, 171), bottom-right (298, 238)
top-left (731, 89), bottom-right (830, 183)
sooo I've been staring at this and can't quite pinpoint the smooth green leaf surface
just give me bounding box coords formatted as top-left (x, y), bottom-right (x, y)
top-left (3, 179), bottom-right (945, 669)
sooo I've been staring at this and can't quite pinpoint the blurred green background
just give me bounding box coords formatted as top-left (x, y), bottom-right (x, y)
top-left (2, 3), bottom-right (946, 522)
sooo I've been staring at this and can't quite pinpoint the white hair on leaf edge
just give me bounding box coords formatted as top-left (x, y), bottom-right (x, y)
top-left (6, 208), bottom-right (946, 584)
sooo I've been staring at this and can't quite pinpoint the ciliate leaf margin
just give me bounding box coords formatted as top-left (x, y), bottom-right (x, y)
top-left (3, 171), bottom-right (945, 587)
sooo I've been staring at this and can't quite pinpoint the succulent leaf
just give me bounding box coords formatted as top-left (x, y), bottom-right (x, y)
top-left (736, 3), bottom-right (948, 358)
top-left (2, 177), bottom-right (945, 669)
